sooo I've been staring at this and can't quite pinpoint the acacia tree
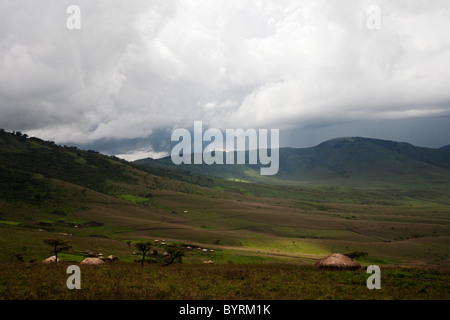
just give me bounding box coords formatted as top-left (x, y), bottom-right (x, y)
top-left (135, 241), bottom-right (153, 266)
top-left (43, 238), bottom-right (71, 263)
top-left (163, 244), bottom-right (185, 266)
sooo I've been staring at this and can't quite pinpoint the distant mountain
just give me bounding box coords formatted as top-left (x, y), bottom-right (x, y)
top-left (2, 128), bottom-right (448, 191)
top-left (135, 137), bottom-right (450, 187)
top-left (441, 145), bottom-right (450, 152)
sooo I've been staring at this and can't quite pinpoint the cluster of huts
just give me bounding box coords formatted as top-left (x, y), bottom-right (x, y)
top-left (79, 252), bottom-right (119, 265)
top-left (41, 229), bottom-right (361, 270)
top-left (182, 244), bottom-right (215, 264)
top-left (192, 247), bottom-right (215, 253)
top-left (42, 251), bottom-right (119, 265)
top-left (183, 244), bottom-right (215, 253)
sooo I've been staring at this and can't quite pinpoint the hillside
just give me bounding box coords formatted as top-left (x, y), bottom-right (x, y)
top-left (441, 145), bottom-right (450, 152)
top-left (136, 137), bottom-right (450, 187)
top-left (1, 129), bottom-right (449, 268)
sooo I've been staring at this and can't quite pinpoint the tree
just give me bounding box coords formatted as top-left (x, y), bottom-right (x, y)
top-left (344, 251), bottom-right (368, 259)
top-left (43, 238), bottom-right (71, 263)
top-left (163, 244), bottom-right (185, 266)
top-left (13, 254), bottom-right (24, 262)
top-left (135, 241), bottom-right (153, 266)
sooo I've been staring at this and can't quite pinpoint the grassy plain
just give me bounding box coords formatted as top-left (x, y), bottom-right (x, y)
top-left (1, 177), bottom-right (449, 266)
top-left (1, 262), bottom-right (449, 300)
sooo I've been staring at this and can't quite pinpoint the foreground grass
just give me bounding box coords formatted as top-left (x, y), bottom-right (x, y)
top-left (1, 262), bottom-right (449, 300)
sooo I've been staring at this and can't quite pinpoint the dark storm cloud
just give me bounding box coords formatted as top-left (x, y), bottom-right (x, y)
top-left (0, 0), bottom-right (449, 158)
top-left (280, 115), bottom-right (450, 149)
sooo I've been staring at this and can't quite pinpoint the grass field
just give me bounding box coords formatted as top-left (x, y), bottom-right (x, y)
top-left (1, 262), bottom-right (449, 300)
top-left (0, 131), bottom-right (449, 300)
top-left (1, 180), bottom-right (449, 267)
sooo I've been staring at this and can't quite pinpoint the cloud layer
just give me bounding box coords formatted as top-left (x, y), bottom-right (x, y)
top-left (1, 0), bottom-right (449, 157)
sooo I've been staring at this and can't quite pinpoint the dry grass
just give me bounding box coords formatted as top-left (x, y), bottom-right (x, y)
top-left (1, 262), bottom-right (449, 300)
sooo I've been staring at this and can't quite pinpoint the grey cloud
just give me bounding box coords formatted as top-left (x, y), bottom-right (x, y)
top-left (281, 116), bottom-right (450, 150)
top-left (0, 0), bottom-right (449, 158)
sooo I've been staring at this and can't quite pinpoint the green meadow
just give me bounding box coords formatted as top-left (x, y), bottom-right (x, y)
top-left (1, 179), bottom-right (449, 267)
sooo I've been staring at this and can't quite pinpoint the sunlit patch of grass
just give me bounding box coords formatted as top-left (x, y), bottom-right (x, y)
top-left (0, 221), bottom-right (20, 226)
top-left (115, 194), bottom-right (151, 204)
top-left (57, 253), bottom-right (85, 263)
top-left (226, 178), bottom-right (250, 183)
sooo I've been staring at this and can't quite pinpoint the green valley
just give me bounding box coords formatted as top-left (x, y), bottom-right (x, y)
top-left (1, 129), bottom-right (449, 300)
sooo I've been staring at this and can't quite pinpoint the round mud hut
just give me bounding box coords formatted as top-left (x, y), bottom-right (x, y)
top-left (42, 256), bottom-right (60, 264)
top-left (315, 253), bottom-right (361, 270)
top-left (107, 255), bottom-right (118, 262)
top-left (80, 257), bottom-right (105, 265)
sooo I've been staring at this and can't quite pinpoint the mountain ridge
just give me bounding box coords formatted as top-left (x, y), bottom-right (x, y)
top-left (1, 129), bottom-right (449, 188)
top-left (135, 136), bottom-right (450, 187)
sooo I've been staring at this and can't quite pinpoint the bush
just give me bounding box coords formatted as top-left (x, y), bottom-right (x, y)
top-left (344, 251), bottom-right (368, 259)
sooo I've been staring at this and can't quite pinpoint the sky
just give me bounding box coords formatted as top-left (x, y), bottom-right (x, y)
top-left (0, 0), bottom-right (449, 161)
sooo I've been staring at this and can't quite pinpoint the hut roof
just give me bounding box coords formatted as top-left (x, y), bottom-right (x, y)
top-left (315, 253), bottom-right (361, 270)
top-left (80, 257), bottom-right (105, 265)
top-left (42, 256), bottom-right (60, 264)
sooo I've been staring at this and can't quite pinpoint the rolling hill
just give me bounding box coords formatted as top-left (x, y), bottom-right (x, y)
top-left (135, 137), bottom-right (450, 187)
top-left (1, 129), bottom-right (449, 267)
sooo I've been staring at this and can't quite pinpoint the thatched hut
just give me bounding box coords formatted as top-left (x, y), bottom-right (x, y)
top-left (84, 250), bottom-right (96, 257)
top-left (107, 255), bottom-right (118, 262)
top-left (80, 257), bottom-right (105, 265)
top-left (315, 253), bottom-right (361, 270)
top-left (42, 256), bottom-right (60, 264)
